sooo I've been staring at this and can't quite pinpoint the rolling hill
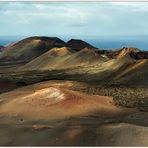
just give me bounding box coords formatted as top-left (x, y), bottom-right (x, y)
top-left (0, 36), bottom-right (148, 87)
top-left (0, 36), bottom-right (66, 65)
top-left (0, 80), bottom-right (121, 120)
top-left (112, 59), bottom-right (148, 86)
top-left (22, 47), bottom-right (107, 71)
top-left (23, 47), bottom-right (73, 70)
top-left (0, 36), bottom-right (148, 146)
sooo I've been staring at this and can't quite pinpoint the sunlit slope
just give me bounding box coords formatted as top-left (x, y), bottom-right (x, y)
top-left (23, 47), bottom-right (107, 70)
top-left (23, 47), bottom-right (72, 70)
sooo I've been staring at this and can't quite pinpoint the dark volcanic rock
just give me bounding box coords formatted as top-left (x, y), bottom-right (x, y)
top-left (130, 51), bottom-right (148, 59)
top-left (66, 39), bottom-right (96, 51)
top-left (0, 45), bottom-right (4, 52)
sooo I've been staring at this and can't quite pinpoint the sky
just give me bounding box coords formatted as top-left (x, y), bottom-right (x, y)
top-left (0, 2), bottom-right (148, 50)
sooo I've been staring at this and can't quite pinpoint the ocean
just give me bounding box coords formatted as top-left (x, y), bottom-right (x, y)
top-left (88, 40), bottom-right (148, 51)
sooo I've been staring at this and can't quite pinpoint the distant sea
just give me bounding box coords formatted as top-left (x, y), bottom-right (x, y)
top-left (0, 37), bottom-right (148, 51)
top-left (88, 40), bottom-right (148, 51)
top-left (0, 40), bottom-right (14, 46)
top-left (0, 39), bottom-right (19, 47)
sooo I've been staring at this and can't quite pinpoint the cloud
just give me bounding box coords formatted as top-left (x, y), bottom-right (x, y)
top-left (0, 2), bottom-right (148, 39)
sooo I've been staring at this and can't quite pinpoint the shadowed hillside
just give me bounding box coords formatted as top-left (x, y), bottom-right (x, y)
top-left (66, 39), bottom-right (95, 51)
top-left (0, 45), bottom-right (4, 52)
top-left (0, 36), bottom-right (66, 65)
top-left (130, 51), bottom-right (148, 59)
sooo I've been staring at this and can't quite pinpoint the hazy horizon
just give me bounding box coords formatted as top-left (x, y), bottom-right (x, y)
top-left (0, 35), bottom-right (148, 50)
top-left (0, 2), bottom-right (148, 50)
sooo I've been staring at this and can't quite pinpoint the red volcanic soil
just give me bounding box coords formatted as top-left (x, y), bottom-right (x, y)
top-left (0, 82), bottom-right (122, 120)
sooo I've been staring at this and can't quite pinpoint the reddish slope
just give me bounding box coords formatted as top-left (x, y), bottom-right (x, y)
top-left (0, 81), bottom-right (122, 120)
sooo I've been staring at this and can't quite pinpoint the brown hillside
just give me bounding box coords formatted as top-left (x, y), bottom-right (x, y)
top-left (0, 36), bottom-right (66, 65)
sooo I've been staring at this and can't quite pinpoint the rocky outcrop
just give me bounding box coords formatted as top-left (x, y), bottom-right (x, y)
top-left (130, 51), bottom-right (148, 59)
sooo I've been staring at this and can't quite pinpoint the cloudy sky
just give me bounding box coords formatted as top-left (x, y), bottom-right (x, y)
top-left (0, 2), bottom-right (148, 49)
